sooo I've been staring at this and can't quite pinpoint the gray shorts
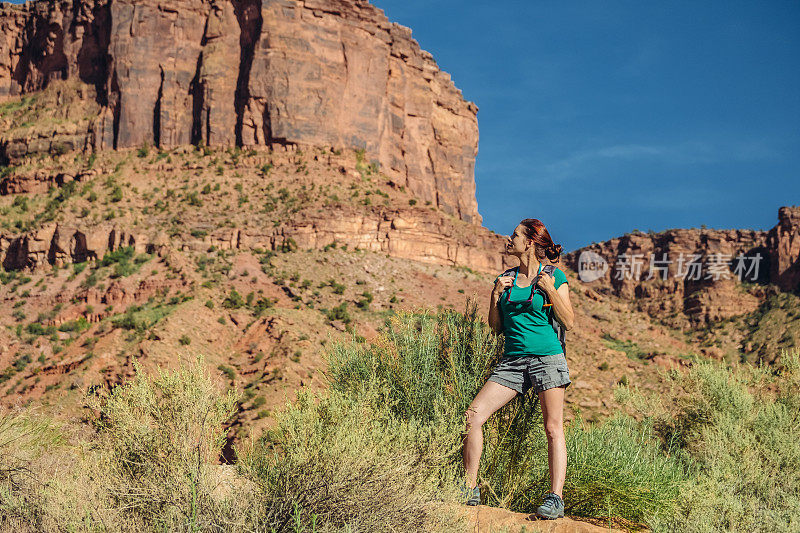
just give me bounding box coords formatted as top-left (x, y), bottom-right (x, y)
top-left (487, 353), bottom-right (571, 395)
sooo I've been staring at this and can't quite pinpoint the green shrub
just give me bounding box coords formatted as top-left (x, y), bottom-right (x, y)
top-left (108, 185), bottom-right (123, 203)
top-left (623, 348), bottom-right (800, 532)
top-left (325, 302), bottom-right (351, 324)
top-left (56, 319), bottom-right (90, 335)
top-left (111, 261), bottom-right (137, 278)
top-left (258, 251), bottom-right (275, 266)
top-left (217, 365), bottom-right (236, 381)
top-left (330, 280), bottom-right (346, 295)
top-left (278, 237), bottom-right (297, 253)
top-left (133, 254), bottom-right (151, 265)
top-left (222, 290), bottom-right (244, 309)
top-left (12, 195), bottom-right (29, 212)
top-left (356, 291), bottom-right (373, 309)
top-left (236, 386), bottom-right (466, 533)
top-left (185, 192), bottom-right (203, 207)
top-left (110, 304), bottom-right (173, 336)
top-left (13, 354), bottom-right (32, 372)
top-left (99, 246), bottom-right (135, 267)
top-left (252, 297), bottom-right (275, 317)
top-left (550, 414), bottom-right (685, 522)
top-left (91, 357), bottom-right (238, 529)
top-left (26, 322), bottom-right (56, 337)
top-left (251, 396), bottom-right (266, 408)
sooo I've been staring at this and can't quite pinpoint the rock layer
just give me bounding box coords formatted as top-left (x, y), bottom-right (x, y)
top-left (0, 206), bottom-right (507, 274)
top-left (0, 0), bottom-right (480, 223)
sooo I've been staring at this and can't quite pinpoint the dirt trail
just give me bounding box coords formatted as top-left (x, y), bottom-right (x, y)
top-left (452, 503), bottom-right (629, 532)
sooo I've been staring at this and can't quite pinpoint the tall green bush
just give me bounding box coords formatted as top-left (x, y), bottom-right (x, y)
top-left (624, 348), bottom-right (800, 532)
top-left (91, 356), bottom-right (239, 531)
top-left (237, 386), bottom-right (466, 532)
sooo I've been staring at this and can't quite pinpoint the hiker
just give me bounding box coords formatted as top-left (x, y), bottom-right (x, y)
top-left (460, 218), bottom-right (575, 520)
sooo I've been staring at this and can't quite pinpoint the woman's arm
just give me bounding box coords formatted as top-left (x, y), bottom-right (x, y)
top-left (541, 277), bottom-right (575, 331)
top-left (488, 275), bottom-right (511, 334)
top-left (488, 291), bottom-right (504, 334)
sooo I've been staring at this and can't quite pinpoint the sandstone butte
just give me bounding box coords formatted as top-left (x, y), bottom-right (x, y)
top-left (0, 0), bottom-right (480, 224)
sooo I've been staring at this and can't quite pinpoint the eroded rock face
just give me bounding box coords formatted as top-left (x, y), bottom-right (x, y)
top-left (0, 207), bottom-right (506, 274)
top-left (565, 206), bottom-right (799, 324)
top-left (767, 206), bottom-right (800, 292)
top-left (0, 0), bottom-right (480, 224)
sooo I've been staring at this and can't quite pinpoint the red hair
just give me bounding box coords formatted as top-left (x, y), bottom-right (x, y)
top-left (519, 219), bottom-right (563, 263)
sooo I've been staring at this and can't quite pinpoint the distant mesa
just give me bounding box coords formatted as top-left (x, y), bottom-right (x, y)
top-left (565, 205), bottom-right (800, 324)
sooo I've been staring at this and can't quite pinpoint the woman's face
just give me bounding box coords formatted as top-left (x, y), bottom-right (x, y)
top-left (505, 224), bottom-right (532, 256)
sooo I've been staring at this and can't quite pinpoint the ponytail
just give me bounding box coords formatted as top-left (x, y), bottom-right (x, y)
top-left (519, 218), bottom-right (562, 264)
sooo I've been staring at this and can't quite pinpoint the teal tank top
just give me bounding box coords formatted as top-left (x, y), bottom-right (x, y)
top-left (495, 264), bottom-right (568, 357)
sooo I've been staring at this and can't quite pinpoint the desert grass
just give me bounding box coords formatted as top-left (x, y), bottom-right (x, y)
top-left (622, 347), bottom-right (800, 532)
top-left (0, 303), bottom-right (797, 532)
top-left (0, 355), bottom-right (466, 532)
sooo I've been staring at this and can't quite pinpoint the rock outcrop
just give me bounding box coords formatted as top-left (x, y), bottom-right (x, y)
top-left (564, 206), bottom-right (799, 324)
top-left (0, 0), bottom-right (481, 223)
top-left (0, 221), bottom-right (148, 271)
top-left (767, 206), bottom-right (800, 292)
top-left (0, 206), bottom-right (508, 273)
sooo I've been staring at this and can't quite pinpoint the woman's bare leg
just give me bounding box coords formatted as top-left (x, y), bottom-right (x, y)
top-left (462, 381), bottom-right (518, 488)
top-left (538, 385), bottom-right (567, 497)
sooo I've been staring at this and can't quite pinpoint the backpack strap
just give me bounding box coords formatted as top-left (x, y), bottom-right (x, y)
top-left (494, 267), bottom-right (518, 301)
top-left (536, 265), bottom-right (557, 297)
top-left (539, 265), bottom-right (567, 356)
top-left (499, 266), bottom-right (518, 277)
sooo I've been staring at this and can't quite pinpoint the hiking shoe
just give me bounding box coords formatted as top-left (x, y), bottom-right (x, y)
top-left (535, 492), bottom-right (564, 519)
top-left (459, 482), bottom-right (481, 506)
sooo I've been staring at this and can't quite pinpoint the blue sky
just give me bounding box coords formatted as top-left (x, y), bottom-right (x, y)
top-left (6, 1), bottom-right (799, 252)
top-left (371, 0), bottom-right (800, 252)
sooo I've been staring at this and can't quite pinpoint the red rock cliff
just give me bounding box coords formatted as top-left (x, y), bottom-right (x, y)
top-left (0, 0), bottom-right (481, 223)
top-left (563, 205), bottom-right (800, 324)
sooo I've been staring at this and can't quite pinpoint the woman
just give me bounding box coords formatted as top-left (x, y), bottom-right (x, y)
top-left (461, 218), bottom-right (575, 520)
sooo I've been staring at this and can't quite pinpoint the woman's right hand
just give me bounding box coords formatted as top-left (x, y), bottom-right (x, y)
top-left (492, 275), bottom-right (514, 299)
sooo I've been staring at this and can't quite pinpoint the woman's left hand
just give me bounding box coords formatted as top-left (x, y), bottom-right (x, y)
top-left (536, 272), bottom-right (556, 293)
